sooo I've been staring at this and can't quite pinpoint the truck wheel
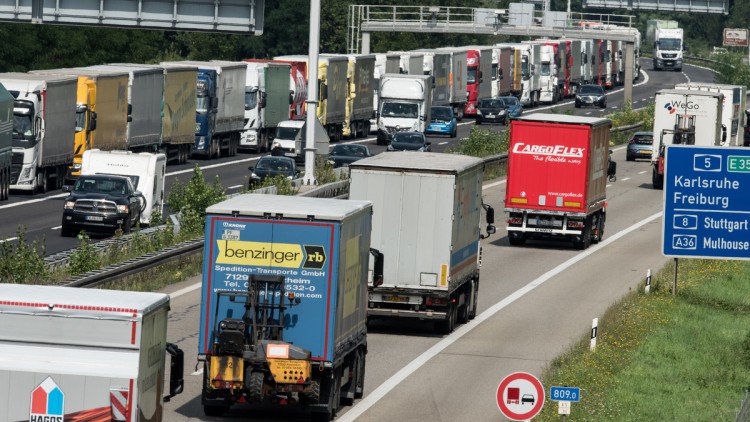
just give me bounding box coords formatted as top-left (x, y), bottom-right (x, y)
top-left (340, 353), bottom-right (358, 406)
top-left (573, 218), bottom-right (592, 250)
top-left (592, 213), bottom-right (605, 244)
top-left (468, 279), bottom-right (479, 320)
top-left (247, 370), bottom-right (265, 403)
top-left (509, 233), bottom-right (526, 246)
top-left (435, 304), bottom-right (455, 334)
top-left (652, 167), bottom-right (663, 190)
top-left (354, 349), bottom-right (366, 399)
top-left (312, 370), bottom-right (340, 422)
top-left (203, 404), bottom-right (230, 417)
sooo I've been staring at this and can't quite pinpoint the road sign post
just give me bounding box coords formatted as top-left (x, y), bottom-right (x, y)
top-left (550, 386), bottom-right (581, 402)
top-left (663, 146), bottom-right (750, 260)
top-left (496, 372), bottom-right (545, 421)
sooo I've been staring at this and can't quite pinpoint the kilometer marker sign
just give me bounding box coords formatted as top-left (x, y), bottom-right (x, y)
top-left (496, 372), bottom-right (545, 421)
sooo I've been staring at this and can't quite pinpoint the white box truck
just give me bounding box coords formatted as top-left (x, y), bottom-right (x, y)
top-left (81, 149), bottom-right (166, 225)
top-left (349, 152), bottom-right (496, 333)
top-left (0, 73), bottom-right (77, 193)
top-left (375, 74), bottom-right (433, 145)
top-left (653, 27), bottom-right (683, 71)
top-left (651, 89), bottom-right (724, 189)
top-left (0, 284), bottom-right (184, 422)
top-left (675, 82), bottom-right (747, 147)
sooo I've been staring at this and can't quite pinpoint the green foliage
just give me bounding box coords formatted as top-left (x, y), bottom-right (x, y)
top-left (168, 165), bottom-right (226, 237)
top-left (0, 227), bottom-right (48, 283)
top-left (68, 232), bottom-right (102, 276)
top-left (253, 174), bottom-right (299, 196)
top-left (448, 126), bottom-right (509, 157)
top-left (314, 157), bottom-right (340, 185)
top-left (711, 53), bottom-right (750, 88)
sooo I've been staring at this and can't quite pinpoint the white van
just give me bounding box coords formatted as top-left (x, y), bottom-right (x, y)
top-left (81, 149), bottom-right (166, 225)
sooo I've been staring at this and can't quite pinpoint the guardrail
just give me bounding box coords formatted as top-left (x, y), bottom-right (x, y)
top-left (57, 123), bottom-right (643, 288)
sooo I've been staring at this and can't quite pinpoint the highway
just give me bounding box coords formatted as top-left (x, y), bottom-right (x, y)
top-left (138, 60), bottom-right (719, 420)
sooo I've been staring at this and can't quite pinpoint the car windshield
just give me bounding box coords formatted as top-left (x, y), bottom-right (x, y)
top-left (275, 126), bottom-right (301, 140)
top-left (332, 145), bottom-right (367, 157)
top-left (502, 97), bottom-right (519, 106)
top-left (393, 133), bottom-right (424, 144)
top-left (257, 158), bottom-right (292, 171)
top-left (381, 102), bottom-right (418, 119)
top-left (479, 100), bottom-right (504, 109)
top-left (580, 85), bottom-right (603, 95)
top-left (74, 178), bottom-right (127, 195)
top-left (431, 108), bottom-right (453, 120)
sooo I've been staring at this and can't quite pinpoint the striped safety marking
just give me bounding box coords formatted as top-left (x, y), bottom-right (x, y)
top-left (110, 388), bottom-right (129, 421)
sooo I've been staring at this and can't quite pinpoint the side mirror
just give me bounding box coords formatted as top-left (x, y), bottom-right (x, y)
top-left (211, 97), bottom-right (219, 109)
top-left (426, 141), bottom-right (432, 145)
top-left (485, 205), bottom-right (495, 225)
top-left (62, 185), bottom-right (72, 193)
top-left (89, 111), bottom-right (97, 131)
top-left (164, 343), bottom-right (184, 402)
top-left (288, 90), bottom-right (294, 105)
top-left (261, 92), bottom-right (267, 108)
top-left (479, 70), bottom-right (484, 83)
top-left (369, 248), bottom-right (384, 287)
top-left (319, 83), bottom-right (328, 101)
top-left (248, 166), bottom-right (254, 171)
top-left (127, 104), bottom-right (133, 123)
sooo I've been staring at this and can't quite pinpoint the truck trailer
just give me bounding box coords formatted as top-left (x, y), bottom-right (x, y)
top-left (349, 152), bottom-right (496, 333)
top-left (0, 73), bottom-right (78, 193)
top-left (674, 82), bottom-right (747, 147)
top-left (31, 68), bottom-right (130, 183)
top-left (199, 194), bottom-right (375, 420)
top-left (160, 61), bottom-right (245, 158)
top-left (0, 284), bottom-right (184, 422)
top-left (505, 114), bottom-right (612, 249)
top-left (651, 89), bottom-right (724, 189)
top-left (112, 63), bottom-right (197, 165)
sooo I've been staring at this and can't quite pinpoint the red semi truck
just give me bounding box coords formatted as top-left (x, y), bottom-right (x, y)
top-left (504, 114), bottom-right (612, 249)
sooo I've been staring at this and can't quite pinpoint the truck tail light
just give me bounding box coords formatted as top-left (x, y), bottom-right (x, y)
top-left (568, 221), bottom-right (585, 228)
top-left (507, 217), bottom-right (523, 225)
top-left (425, 296), bottom-right (448, 306)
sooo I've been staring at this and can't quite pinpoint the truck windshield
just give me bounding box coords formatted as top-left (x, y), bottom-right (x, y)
top-left (12, 114), bottom-right (34, 147)
top-left (467, 68), bottom-right (478, 84)
top-left (658, 38), bottom-right (681, 50)
top-left (540, 63), bottom-right (551, 76)
top-left (196, 95), bottom-right (209, 114)
top-left (245, 90), bottom-right (257, 111)
top-left (75, 111), bottom-right (85, 133)
top-left (381, 102), bottom-right (418, 119)
top-left (521, 57), bottom-right (529, 80)
top-left (491, 64), bottom-right (498, 81)
top-left (276, 126), bottom-right (301, 140)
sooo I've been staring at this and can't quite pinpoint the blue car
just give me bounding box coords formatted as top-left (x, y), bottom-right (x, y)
top-left (497, 96), bottom-right (523, 119)
top-left (426, 106), bottom-right (457, 138)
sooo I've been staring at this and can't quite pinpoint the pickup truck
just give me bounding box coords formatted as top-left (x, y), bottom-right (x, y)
top-left (61, 174), bottom-right (145, 237)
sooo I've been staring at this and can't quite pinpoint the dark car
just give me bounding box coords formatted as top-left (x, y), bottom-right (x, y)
top-left (575, 84), bottom-right (607, 109)
top-left (626, 131), bottom-right (654, 161)
top-left (745, 110), bottom-right (750, 146)
top-left (497, 96), bottom-right (523, 119)
top-left (387, 132), bottom-right (431, 152)
top-left (475, 99), bottom-right (507, 125)
top-left (327, 144), bottom-right (372, 168)
top-left (248, 156), bottom-right (299, 187)
top-left (61, 174), bottom-right (144, 237)
top-left (426, 106), bottom-right (457, 138)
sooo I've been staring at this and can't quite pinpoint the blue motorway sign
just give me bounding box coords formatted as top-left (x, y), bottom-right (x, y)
top-left (550, 386), bottom-right (580, 402)
top-left (663, 145), bottom-right (750, 259)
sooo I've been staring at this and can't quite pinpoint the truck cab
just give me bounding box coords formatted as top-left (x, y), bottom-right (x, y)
top-left (376, 74), bottom-right (432, 145)
top-left (653, 28), bottom-right (683, 71)
top-left (271, 120), bottom-right (305, 162)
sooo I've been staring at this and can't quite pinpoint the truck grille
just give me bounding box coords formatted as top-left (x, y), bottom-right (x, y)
top-left (385, 126), bottom-right (411, 134)
top-left (74, 199), bottom-right (118, 214)
top-left (662, 53), bottom-right (677, 59)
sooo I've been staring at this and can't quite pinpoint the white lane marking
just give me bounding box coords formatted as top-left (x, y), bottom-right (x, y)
top-left (337, 211), bottom-right (664, 422)
top-left (0, 193), bottom-right (67, 210)
top-left (170, 282), bottom-right (202, 300)
top-left (639, 171), bottom-right (647, 174)
top-left (439, 142), bottom-right (449, 145)
top-left (586, 112), bottom-right (592, 115)
top-left (51, 225), bottom-right (61, 230)
top-left (611, 106), bottom-right (618, 109)
top-left (228, 185), bottom-right (243, 189)
top-left (482, 179), bottom-right (506, 189)
top-left (622, 177), bottom-right (631, 181)
top-left (0, 236), bottom-right (18, 243)
top-left (606, 184), bottom-right (612, 188)
top-left (192, 368), bottom-right (204, 376)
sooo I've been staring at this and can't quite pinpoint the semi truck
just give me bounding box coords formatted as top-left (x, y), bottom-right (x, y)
top-left (505, 114), bottom-right (612, 249)
top-left (349, 152), bottom-right (496, 333)
top-left (0, 83), bottom-right (11, 200)
top-left (651, 89), bottom-right (724, 189)
top-left (375, 74), bottom-right (433, 145)
top-left (80, 149), bottom-right (166, 225)
top-left (246, 58), bottom-right (309, 122)
top-left (492, 45), bottom-right (513, 97)
top-left (228, 61), bottom-right (291, 153)
top-left (31, 68), bottom-right (130, 184)
top-left (499, 43), bottom-right (541, 107)
top-left (0, 73), bottom-right (78, 193)
top-left (0, 284), bottom-right (184, 422)
top-left (160, 61), bottom-right (245, 158)
top-left (275, 55), bottom-right (349, 142)
top-left (653, 27), bottom-right (683, 71)
top-left (430, 48), bottom-right (469, 120)
top-left (198, 194), bottom-right (375, 420)
top-left (114, 63), bottom-right (197, 165)
top-left (675, 82), bottom-right (747, 147)
top-left (462, 47), bottom-right (493, 116)
top-left (84, 65), bottom-right (163, 153)
top-left (528, 42), bottom-right (558, 104)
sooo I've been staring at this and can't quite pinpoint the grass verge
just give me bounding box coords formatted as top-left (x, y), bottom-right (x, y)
top-left (538, 258), bottom-right (750, 420)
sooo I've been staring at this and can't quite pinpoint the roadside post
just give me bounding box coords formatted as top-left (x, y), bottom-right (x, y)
top-left (663, 146), bottom-right (750, 293)
top-left (550, 386), bottom-right (580, 421)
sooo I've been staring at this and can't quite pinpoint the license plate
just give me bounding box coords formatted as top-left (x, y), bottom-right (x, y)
top-left (666, 61), bottom-right (673, 65)
top-left (640, 150), bottom-right (650, 154)
top-left (538, 219), bottom-right (552, 226)
top-left (383, 295), bottom-right (408, 303)
top-left (284, 152), bottom-right (296, 157)
top-left (487, 114), bottom-right (495, 117)
top-left (86, 216), bottom-right (103, 221)
top-left (536, 228), bottom-right (553, 233)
